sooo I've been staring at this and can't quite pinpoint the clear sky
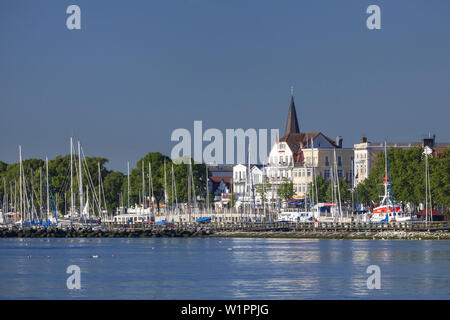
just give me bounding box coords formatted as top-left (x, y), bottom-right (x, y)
top-left (1, 0), bottom-right (449, 172)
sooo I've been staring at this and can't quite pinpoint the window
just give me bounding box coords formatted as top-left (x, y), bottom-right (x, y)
top-left (325, 156), bottom-right (330, 166)
top-left (338, 170), bottom-right (343, 178)
top-left (338, 156), bottom-right (342, 166)
top-left (324, 170), bottom-right (330, 180)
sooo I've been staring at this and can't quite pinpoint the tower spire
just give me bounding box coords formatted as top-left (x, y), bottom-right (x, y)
top-left (285, 87), bottom-right (300, 135)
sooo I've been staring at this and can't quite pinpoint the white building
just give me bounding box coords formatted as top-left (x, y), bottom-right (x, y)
top-left (353, 136), bottom-right (421, 185)
top-left (264, 92), bottom-right (352, 201)
top-left (232, 164), bottom-right (264, 205)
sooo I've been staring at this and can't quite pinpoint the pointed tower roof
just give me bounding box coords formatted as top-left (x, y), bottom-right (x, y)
top-left (285, 88), bottom-right (300, 135)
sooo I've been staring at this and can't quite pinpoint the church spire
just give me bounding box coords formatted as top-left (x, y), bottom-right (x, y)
top-left (285, 87), bottom-right (300, 135)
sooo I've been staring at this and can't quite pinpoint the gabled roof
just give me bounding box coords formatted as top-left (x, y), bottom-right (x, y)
top-left (279, 132), bottom-right (337, 163)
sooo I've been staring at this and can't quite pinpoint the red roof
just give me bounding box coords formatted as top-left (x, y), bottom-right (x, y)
top-left (415, 209), bottom-right (444, 217)
top-left (209, 176), bottom-right (232, 184)
top-left (279, 132), bottom-right (338, 163)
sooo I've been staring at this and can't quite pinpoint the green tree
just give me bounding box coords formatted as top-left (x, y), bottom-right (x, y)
top-left (308, 175), bottom-right (328, 202)
top-left (278, 178), bottom-right (294, 201)
top-left (103, 171), bottom-right (124, 211)
top-left (125, 153), bottom-right (206, 210)
top-left (255, 176), bottom-right (271, 206)
top-left (355, 146), bottom-right (450, 210)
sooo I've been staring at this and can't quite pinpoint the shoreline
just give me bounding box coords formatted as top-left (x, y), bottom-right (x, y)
top-left (1, 228), bottom-right (449, 240)
top-left (210, 231), bottom-right (450, 240)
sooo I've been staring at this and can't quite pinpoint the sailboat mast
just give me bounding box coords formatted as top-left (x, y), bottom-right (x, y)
top-left (46, 156), bottom-right (49, 221)
top-left (98, 162), bottom-right (101, 212)
top-left (428, 156), bottom-right (432, 222)
top-left (171, 163), bottom-right (175, 215)
top-left (187, 160), bottom-right (192, 222)
top-left (142, 160), bottom-right (145, 210)
top-left (149, 161), bottom-right (154, 213)
top-left (172, 163), bottom-right (178, 214)
top-left (78, 141), bottom-right (83, 218)
top-left (127, 161), bottom-right (130, 208)
top-left (262, 162), bottom-right (266, 220)
top-left (333, 148), bottom-right (342, 219)
top-left (19, 146), bottom-right (23, 224)
top-left (31, 168), bottom-right (34, 221)
top-left (14, 180), bottom-right (17, 218)
top-left (250, 145), bottom-right (256, 220)
top-left (70, 137), bottom-right (74, 216)
top-left (164, 159), bottom-right (168, 209)
top-left (425, 152), bottom-right (428, 222)
top-left (312, 137), bottom-right (318, 207)
top-left (351, 159), bottom-right (355, 213)
top-left (3, 178), bottom-right (6, 215)
top-left (384, 141), bottom-right (391, 217)
top-left (330, 150), bottom-right (337, 220)
top-left (191, 160), bottom-right (197, 215)
top-left (248, 143), bottom-right (252, 220)
top-left (39, 168), bottom-right (42, 218)
top-left (205, 165), bottom-right (209, 216)
top-left (85, 185), bottom-right (89, 218)
top-left (10, 181), bottom-right (13, 215)
top-left (148, 162), bottom-right (151, 212)
top-left (424, 146), bottom-right (429, 223)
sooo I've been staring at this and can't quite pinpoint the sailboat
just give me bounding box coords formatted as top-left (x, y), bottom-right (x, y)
top-left (370, 142), bottom-right (411, 223)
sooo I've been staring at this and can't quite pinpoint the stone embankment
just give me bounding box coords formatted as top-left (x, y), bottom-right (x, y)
top-left (0, 227), bottom-right (211, 238)
top-left (0, 226), bottom-right (448, 240)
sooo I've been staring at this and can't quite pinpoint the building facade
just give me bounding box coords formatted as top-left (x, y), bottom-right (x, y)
top-left (232, 164), bottom-right (264, 204)
top-left (353, 135), bottom-right (450, 185)
top-left (264, 92), bottom-right (352, 201)
top-left (292, 146), bottom-right (353, 199)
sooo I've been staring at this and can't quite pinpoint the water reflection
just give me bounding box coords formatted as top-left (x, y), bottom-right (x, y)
top-left (0, 238), bottom-right (449, 299)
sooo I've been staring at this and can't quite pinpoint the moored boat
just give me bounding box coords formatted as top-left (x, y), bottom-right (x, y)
top-left (370, 142), bottom-right (411, 223)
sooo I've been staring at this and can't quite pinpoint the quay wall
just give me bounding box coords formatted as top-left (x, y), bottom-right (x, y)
top-left (0, 221), bottom-right (448, 240)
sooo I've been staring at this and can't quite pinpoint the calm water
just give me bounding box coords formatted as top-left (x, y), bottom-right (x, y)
top-left (0, 238), bottom-right (448, 299)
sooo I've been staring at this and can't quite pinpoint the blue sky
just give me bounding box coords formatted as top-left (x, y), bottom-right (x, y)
top-left (1, 0), bottom-right (449, 171)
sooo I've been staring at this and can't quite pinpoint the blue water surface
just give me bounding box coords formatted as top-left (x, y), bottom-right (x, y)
top-left (0, 238), bottom-right (448, 299)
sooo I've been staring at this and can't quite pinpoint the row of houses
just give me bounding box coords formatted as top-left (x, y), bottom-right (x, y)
top-left (207, 93), bottom-right (450, 206)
